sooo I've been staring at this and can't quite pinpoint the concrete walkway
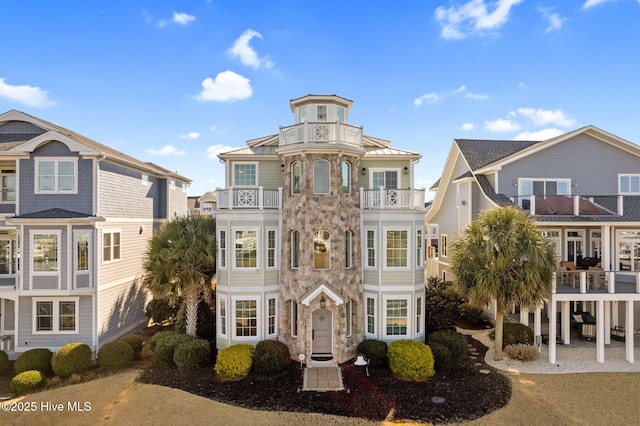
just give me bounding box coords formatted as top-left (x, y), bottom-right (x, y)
top-left (303, 366), bottom-right (344, 391)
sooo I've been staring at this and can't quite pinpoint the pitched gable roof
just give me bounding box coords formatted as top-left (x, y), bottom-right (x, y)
top-left (455, 139), bottom-right (541, 171)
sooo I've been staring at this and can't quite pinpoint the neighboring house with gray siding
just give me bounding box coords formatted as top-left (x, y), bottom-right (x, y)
top-left (426, 126), bottom-right (640, 365)
top-left (0, 110), bottom-right (189, 358)
top-left (215, 95), bottom-right (427, 364)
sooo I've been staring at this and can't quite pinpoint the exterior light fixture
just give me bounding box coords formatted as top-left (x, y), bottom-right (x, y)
top-left (320, 296), bottom-right (326, 309)
top-left (280, 163), bottom-right (285, 172)
top-left (403, 166), bottom-right (409, 174)
top-left (361, 167), bottom-right (367, 175)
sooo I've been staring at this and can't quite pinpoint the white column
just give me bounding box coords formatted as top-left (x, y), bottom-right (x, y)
top-left (534, 306), bottom-right (542, 337)
top-left (520, 306), bottom-right (529, 326)
top-left (603, 225), bottom-right (611, 271)
top-left (549, 299), bottom-right (557, 364)
top-left (597, 300), bottom-right (605, 363)
top-left (604, 301), bottom-right (611, 345)
top-left (625, 301), bottom-right (634, 363)
top-left (562, 301), bottom-right (571, 345)
top-left (612, 301), bottom-right (619, 327)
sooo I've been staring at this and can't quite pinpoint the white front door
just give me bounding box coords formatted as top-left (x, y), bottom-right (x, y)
top-left (312, 309), bottom-right (332, 355)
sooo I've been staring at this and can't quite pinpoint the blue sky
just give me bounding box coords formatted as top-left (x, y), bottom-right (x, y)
top-left (2, 0), bottom-right (640, 198)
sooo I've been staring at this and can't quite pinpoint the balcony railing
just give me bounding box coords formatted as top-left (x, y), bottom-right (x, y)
top-left (553, 270), bottom-right (640, 294)
top-left (360, 188), bottom-right (426, 210)
top-left (511, 194), bottom-right (623, 216)
top-left (216, 187), bottom-right (282, 210)
top-left (279, 121), bottom-right (363, 148)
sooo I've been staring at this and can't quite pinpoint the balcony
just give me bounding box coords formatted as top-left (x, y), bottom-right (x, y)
top-left (554, 270), bottom-right (640, 295)
top-left (216, 187), bottom-right (282, 210)
top-left (279, 122), bottom-right (363, 148)
top-left (512, 194), bottom-right (623, 216)
top-left (360, 188), bottom-right (426, 210)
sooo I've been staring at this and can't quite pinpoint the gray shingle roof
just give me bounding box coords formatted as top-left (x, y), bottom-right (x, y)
top-left (13, 208), bottom-right (94, 219)
top-left (455, 139), bottom-right (542, 171)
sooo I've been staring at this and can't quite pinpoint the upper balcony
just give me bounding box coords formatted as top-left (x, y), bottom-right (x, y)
top-left (360, 188), bottom-right (427, 210)
top-left (511, 194), bottom-right (624, 216)
top-left (279, 122), bottom-right (363, 148)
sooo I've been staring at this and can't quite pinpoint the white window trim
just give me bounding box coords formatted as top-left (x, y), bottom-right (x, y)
top-left (73, 231), bottom-right (92, 289)
top-left (313, 230), bottom-right (331, 270)
top-left (266, 227), bottom-right (279, 270)
top-left (218, 297), bottom-right (227, 336)
top-left (517, 178), bottom-right (572, 197)
top-left (383, 226), bottom-right (411, 271)
top-left (342, 160), bottom-right (351, 195)
top-left (441, 234), bottom-right (448, 258)
top-left (32, 297), bottom-right (79, 335)
top-left (266, 297), bottom-right (277, 337)
top-left (365, 295), bottom-right (377, 337)
top-left (232, 227), bottom-right (260, 271)
top-left (0, 237), bottom-right (16, 276)
top-left (102, 229), bottom-right (122, 264)
top-left (232, 162), bottom-right (259, 187)
top-left (30, 230), bottom-right (61, 277)
top-left (618, 174), bottom-right (640, 195)
top-left (364, 228), bottom-right (376, 269)
top-left (416, 228), bottom-right (424, 269)
top-left (369, 168), bottom-right (401, 189)
top-left (34, 157), bottom-right (78, 194)
top-left (141, 173), bottom-right (150, 186)
top-left (313, 160), bottom-right (331, 194)
top-left (416, 296), bottom-right (423, 336)
top-left (218, 228), bottom-right (227, 270)
top-left (383, 296), bottom-right (411, 339)
top-left (231, 296), bottom-right (260, 340)
top-left (0, 169), bottom-right (16, 203)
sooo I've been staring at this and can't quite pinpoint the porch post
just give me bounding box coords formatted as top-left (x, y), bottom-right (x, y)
top-left (625, 300), bottom-right (634, 363)
top-left (602, 225), bottom-right (611, 271)
top-left (604, 301), bottom-right (611, 345)
top-left (520, 306), bottom-right (529, 326)
top-left (549, 299), bottom-right (557, 364)
top-left (561, 301), bottom-right (571, 345)
top-left (534, 305), bottom-right (542, 337)
top-left (612, 301), bottom-right (619, 327)
top-left (597, 300), bottom-right (605, 363)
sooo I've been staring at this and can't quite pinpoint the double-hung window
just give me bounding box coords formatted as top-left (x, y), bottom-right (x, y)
top-left (267, 229), bottom-right (277, 269)
top-left (35, 158), bottom-right (77, 194)
top-left (234, 229), bottom-right (258, 269)
top-left (103, 231), bottom-right (121, 263)
top-left (1, 169), bottom-right (16, 202)
top-left (619, 174), bottom-right (640, 195)
top-left (267, 298), bottom-right (277, 336)
top-left (366, 297), bottom-right (376, 335)
top-left (33, 297), bottom-right (79, 334)
top-left (32, 232), bottom-right (59, 274)
top-left (366, 229), bottom-right (376, 268)
top-left (233, 163), bottom-right (257, 186)
top-left (235, 299), bottom-right (258, 338)
top-left (385, 229), bottom-right (408, 269)
top-left (219, 229), bottom-right (227, 268)
top-left (385, 298), bottom-right (408, 337)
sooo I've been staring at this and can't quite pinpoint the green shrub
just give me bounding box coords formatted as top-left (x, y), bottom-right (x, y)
top-left (51, 343), bottom-right (92, 379)
top-left (10, 370), bottom-right (46, 394)
top-left (149, 330), bottom-right (178, 351)
top-left (253, 340), bottom-right (290, 376)
top-left (173, 339), bottom-right (211, 371)
top-left (428, 330), bottom-right (468, 369)
top-left (458, 302), bottom-right (484, 325)
top-left (356, 339), bottom-right (388, 369)
top-left (119, 335), bottom-right (143, 359)
top-left (489, 322), bottom-right (534, 346)
top-left (98, 341), bottom-right (134, 371)
top-left (388, 340), bottom-right (435, 381)
top-left (14, 348), bottom-right (53, 376)
top-left (429, 342), bottom-right (454, 373)
top-left (215, 344), bottom-right (253, 379)
top-left (145, 298), bottom-right (174, 324)
top-left (154, 333), bottom-right (195, 365)
top-left (505, 344), bottom-right (540, 362)
top-left (175, 300), bottom-right (216, 340)
top-left (0, 349), bottom-right (8, 374)
top-left (425, 277), bottom-right (464, 333)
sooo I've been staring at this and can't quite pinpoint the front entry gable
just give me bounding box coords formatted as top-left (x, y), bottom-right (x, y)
top-left (301, 283), bottom-right (344, 306)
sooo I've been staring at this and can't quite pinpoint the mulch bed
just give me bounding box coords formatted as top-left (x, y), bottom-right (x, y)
top-left (137, 334), bottom-right (511, 424)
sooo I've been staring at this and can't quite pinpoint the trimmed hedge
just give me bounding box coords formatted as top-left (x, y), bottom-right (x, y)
top-left (0, 349), bottom-right (8, 374)
top-left (173, 339), bottom-right (211, 371)
top-left (98, 341), bottom-right (134, 371)
top-left (356, 339), bottom-right (388, 369)
top-left (428, 330), bottom-right (468, 369)
top-left (388, 340), bottom-right (435, 381)
top-left (489, 322), bottom-right (534, 346)
top-left (429, 341), bottom-right (454, 373)
top-left (150, 330), bottom-right (178, 352)
top-left (253, 340), bottom-right (290, 376)
top-left (215, 344), bottom-right (253, 379)
top-left (14, 348), bottom-right (53, 376)
top-left (10, 370), bottom-right (46, 394)
top-left (145, 298), bottom-right (174, 324)
top-left (458, 302), bottom-right (484, 325)
top-left (120, 335), bottom-right (143, 359)
top-left (153, 333), bottom-right (195, 365)
top-left (52, 343), bottom-right (92, 378)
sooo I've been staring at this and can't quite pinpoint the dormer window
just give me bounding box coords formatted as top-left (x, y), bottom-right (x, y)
top-left (337, 107), bottom-right (345, 123)
top-left (299, 106), bottom-right (307, 123)
top-left (35, 158), bottom-right (77, 194)
top-left (317, 105), bottom-right (327, 122)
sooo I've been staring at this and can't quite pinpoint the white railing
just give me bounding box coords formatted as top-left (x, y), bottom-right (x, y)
top-left (279, 121), bottom-right (363, 147)
top-left (512, 194), bottom-right (623, 216)
top-left (553, 270), bottom-right (640, 294)
top-left (216, 187), bottom-right (282, 210)
top-left (360, 188), bottom-right (426, 210)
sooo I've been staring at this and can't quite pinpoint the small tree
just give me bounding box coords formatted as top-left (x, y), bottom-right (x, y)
top-left (450, 206), bottom-right (556, 361)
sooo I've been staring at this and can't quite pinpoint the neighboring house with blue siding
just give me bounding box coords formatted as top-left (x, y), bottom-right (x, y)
top-left (0, 110), bottom-right (190, 357)
top-left (426, 126), bottom-right (640, 365)
top-left (215, 95), bottom-right (427, 364)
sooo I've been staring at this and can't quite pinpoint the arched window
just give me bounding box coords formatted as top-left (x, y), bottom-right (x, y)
top-left (313, 160), bottom-right (330, 194)
top-left (342, 161), bottom-right (351, 194)
top-left (291, 231), bottom-right (299, 269)
top-left (291, 161), bottom-right (301, 194)
top-left (314, 230), bottom-right (330, 269)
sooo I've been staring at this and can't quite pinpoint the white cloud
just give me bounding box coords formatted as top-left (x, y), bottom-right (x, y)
top-left (435, 0), bottom-right (523, 39)
top-left (514, 128), bottom-right (564, 140)
top-left (518, 81), bottom-right (527, 89)
top-left (516, 107), bottom-right (575, 127)
top-left (0, 78), bottom-right (53, 107)
top-left (145, 145), bottom-right (186, 156)
top-left (538, 8), bottom-right (567, 33)
top-left (466, 92), bottom-right (489, 100)
top-left (228, 29), bottom-right (274, 69)
top-left (414, 93), bottom-right (440, 106)
top-left (454, 85), bottom-right (467, 94)
top-left (173, 12), bottom-right (195, 25)
top-left (461, 122), bottom-right (475, 131)
top-left (179, 132), bottom-right (200, 140)
top-left (206, 144), bottom-right (239, 160)
top-left (582, 0), bottom-right (615, 9)
top-left (196, 71), bottom-right (252, 103)
top-left (484, 118), bottom-right (520, 132)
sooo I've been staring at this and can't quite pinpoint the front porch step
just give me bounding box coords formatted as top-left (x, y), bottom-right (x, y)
top-left (307, 359), bottom-right (337, 368)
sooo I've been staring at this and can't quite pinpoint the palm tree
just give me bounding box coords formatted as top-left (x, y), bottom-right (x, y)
top-left (143, 216), bottom-right (216, 336)
top-left (450, 206), bottom-right (556, 361)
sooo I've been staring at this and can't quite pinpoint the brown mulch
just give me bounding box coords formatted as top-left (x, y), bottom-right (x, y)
top-left (136, 334), bottom-right (511, 424)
